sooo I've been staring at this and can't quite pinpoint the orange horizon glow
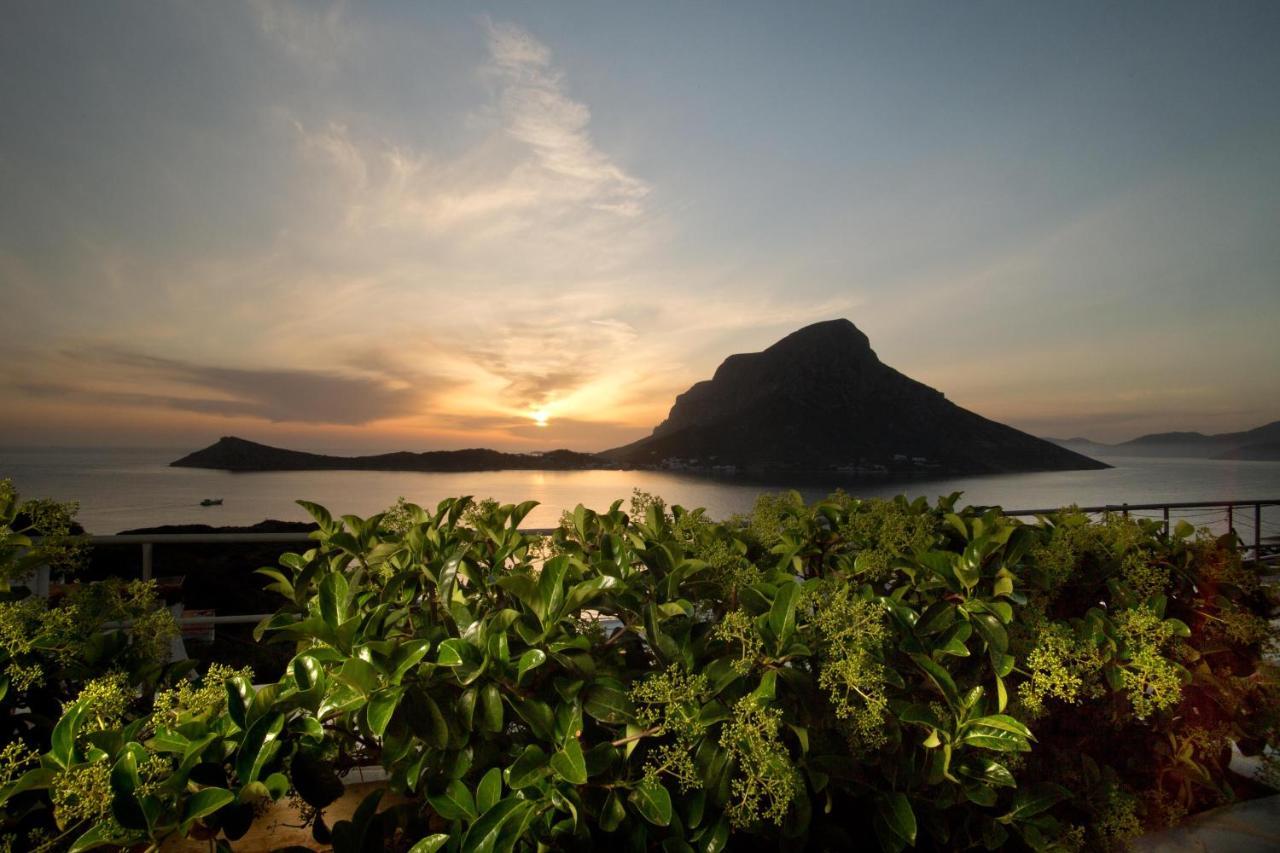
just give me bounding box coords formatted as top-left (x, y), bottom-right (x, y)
top-left (2, 8), bottom-right (1278, 450)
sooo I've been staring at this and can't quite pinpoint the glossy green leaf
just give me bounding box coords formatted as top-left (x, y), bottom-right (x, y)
top-left (986, 600), bottom-right (1014, 623)
top-left (477, 766), bottom-right (503, 814)
top-left (916, 601), bottom-right (956, 635)
top-left (957, 756), bottom-right (1016, 788)
top-left (264, 772), bottom-right (290, 800)
top-left (963, 784), bottom-right (998, 807)
top-left (462, 798), bottom-right (532, 853)
top-left (235, 712), bottom-right (285, 785)
top-left (437, 637), bottom-right (471, 667)
top-left (367, 687), bottom-right (404, 737)
top-left (402, 687), bottom-right (450, 749)
top-left (990, 650), bottom-right (1015, 678)
top-left (537, 556), bottom-right (570, 621)
top-left (292, 654), bottom-right (323, 691)
top-left (109, 745), bottom-right (142, 795)
top-left (409, 835), bottom-right (450, 853)
top-left (391, 639), bottom-right (433, 683)
top-left (0, 767), bottom-right (54, 806)
top-left (565, 574), bottom-right (623, 615)
top-left (67, 823), bottom-right (119, 853)
top-left (480, 682), bottom-right (504, 733)
top-left (296, 499), bottom-right (335, 530)
top-left (50, 701), bottom-right (87, 769)
top-left (335, 657), bottom-right (380, 696)
top-left (971, 613), bottom-right (1008, 653)
top-left (550, 738), bottom-right (587, 785)
top-left (318, 570), bottom-right (349, 628)
top-left (516, 648), bottom-right (547, 681)
top-left (584, 678), bottom-right (634, 724)
top-left (910, 653), bottom-right (961, 709)
top-left (702, 815), bottom-right (731, 852)
top-left (457, 686), bottom-right (478, 731)
top-left (876, 792), bottom-right (916, 845)
top-left (428, 778), bottom-right (477, 822)
top-left (512, 697), bottom-right (555, 741)
top-left (961, 725), bottom-right (1031, 752)
top-left (600, 791), bottom-right (627, 832)
top-left (182, 787), bottom-right (235, 828)
top-left (750, 670), bottom-right (777, 704)
top-left (507, 744), bottom-right (549, 789)
top-left (629, 776), bottom-right (673, 826)
top-left (999, 783), bottom-right (1071, 824)
top-left (966, 714), bottom-right (1034, 741)
top-left (768, 580), bottom-right (801, 648)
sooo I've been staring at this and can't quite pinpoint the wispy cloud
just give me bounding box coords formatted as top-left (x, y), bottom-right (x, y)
top-left (249, 0), bottom-right (354, 67)
top-left (484, 19), bottom-right (649, 216)
top-left (289, 18), bottom-right (651, 273)
top-left (4, 4), bottom-right (1278, 449)
top-left (460, 316), bottom-right (640, 411)
top-left (237, 18), bottom-right (680, 437)
top-left (27, 348), bottom-right (443, 426)
top-left (1, 13), bottom-right (677, 448)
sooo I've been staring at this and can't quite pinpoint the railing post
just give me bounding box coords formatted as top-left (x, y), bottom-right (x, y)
top-left (1255, 503), bottom-right (1263, 562)
top-left (1227, 504), bottom-right (1234, 536)
top-left (142, 543), bottom-right (153, 581)
top-left (1163, 506), bottom-right (1170, 535)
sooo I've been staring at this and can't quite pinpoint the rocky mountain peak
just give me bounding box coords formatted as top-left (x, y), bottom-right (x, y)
top-left (606, 318), bottom-right (1107, 475)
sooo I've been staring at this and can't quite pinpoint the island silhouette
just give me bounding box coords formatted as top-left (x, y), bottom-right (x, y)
top-left (173, 319), bottom-right (1107, 476)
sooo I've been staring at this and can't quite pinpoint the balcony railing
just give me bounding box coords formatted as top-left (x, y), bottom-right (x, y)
top-left (28, 498), bottom-right (1280, 628)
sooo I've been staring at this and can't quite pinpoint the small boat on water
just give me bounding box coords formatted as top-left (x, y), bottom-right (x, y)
top-left (200, 498), bottom-right (223, 507)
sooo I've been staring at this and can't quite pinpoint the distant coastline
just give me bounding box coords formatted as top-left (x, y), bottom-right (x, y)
top-left (170, 436), bottom-right (617, 473)
top-left (171, 433), bottom-right (1102, 478)
top-left (1045, 419), bottom-right (1280, 461)
top-left (9, 445), bottom-right (1277, 535)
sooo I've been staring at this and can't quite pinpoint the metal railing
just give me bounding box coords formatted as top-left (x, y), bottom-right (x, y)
top-left (997, 498), bottom-right (1280, 564)
top-left (37, 499), bottom-right (1280, 627)
top-left (63, 529), bottom-right (557, 627)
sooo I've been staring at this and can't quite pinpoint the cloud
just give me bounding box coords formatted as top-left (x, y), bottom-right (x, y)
top-left (287, 18), bottom-right (652, 276)
top-left (249, 0), bottom-right (353, 67)
top-left (34, 348), bottom-right (443, 425)
top-left (484, 19), bottom-right (649, 216)
top-left (459, 315), bottom-right (640, 411)
top-left (0, 10), bottom-right (954, 450)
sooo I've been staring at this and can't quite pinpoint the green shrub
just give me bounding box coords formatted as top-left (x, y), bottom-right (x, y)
top-left (2, 489), bottom-right (1277, 852)
top-left (0, 482), bottom-right (199, 852)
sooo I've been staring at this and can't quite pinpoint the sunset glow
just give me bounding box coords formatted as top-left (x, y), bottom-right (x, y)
top-left (4, 9), bottom-right (1280, 849)
top-left (1, 3), bottom-right (1277, 451)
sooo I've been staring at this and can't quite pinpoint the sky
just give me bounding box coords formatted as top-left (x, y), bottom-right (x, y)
top-left (2, 1), bottom-right (1278, 452)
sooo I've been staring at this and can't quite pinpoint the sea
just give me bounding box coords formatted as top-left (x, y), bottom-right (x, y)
top-left (3, 446), bottom-right (1280, 541)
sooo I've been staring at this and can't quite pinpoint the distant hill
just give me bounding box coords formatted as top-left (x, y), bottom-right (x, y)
top-left (171, 436), bottom-right (612, 472)
top-left (1042, 437), bottom-right (1115, 457)
top-left (1045, 420), bottom-right (1280, 459)
top-left (602, 319), bottom-right (1107, 475)
top-left (1215, 440), bottom-right (1280, 461)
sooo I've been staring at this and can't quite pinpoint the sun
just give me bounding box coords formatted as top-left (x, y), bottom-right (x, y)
top-left (531, 409), bottom-right (550, 427)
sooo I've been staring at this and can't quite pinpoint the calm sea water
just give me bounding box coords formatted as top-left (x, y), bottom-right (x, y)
top-left (2, 446), bottom-right (1280, 536)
